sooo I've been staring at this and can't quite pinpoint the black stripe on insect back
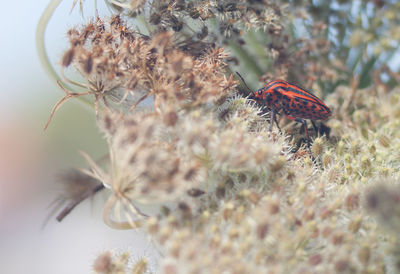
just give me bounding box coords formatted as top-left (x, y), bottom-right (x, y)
top-left (284, 84), bottom-right (324, 105)
top-left (264, 81), bottom-right (288, 91)
top-left (272, 87), bottom-right (283, 98)
top-left (284, 85), bottom-right (330, 111)
top-left (284, 85), bottom-right (318, 101)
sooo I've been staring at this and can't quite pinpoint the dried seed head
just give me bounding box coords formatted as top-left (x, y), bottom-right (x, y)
top-left (178, 202), bottom-right (192, 219)
top-left (187, 188), bottom-right (205, 197)
top-left (378, 134), bottom-right (390, 147)
top-left (334, 259), bottom-right (350, 272)
top-left (358, 246), bottom-right (370, 266)
top-left (256, 222), bottom-right (269, 239)
top-left (345, 193), bottom-right (359, 211)
top-left (163, 111), bottom-right (179, 126)
top-left (216, 183), bottom-right (226, 199)
top-left (269, 156), bottom-right (286, 172)
top-left (308, 254), bottom-right (323, 266)
top-left (131, 258), bottom-right (147, 274)
top-left (146, 217), bottom-right (159, 235)
top-left (248, 191), bottom-right (260, 204)
top-left (331, 232), bottom-right (345, 245)
top-left (269, 200), bottom-right (280, 215)
top-left (82, 53), bottom-right (93, 74)
top-left (223, 202), bottom-right (234, 220)
top-left (93, 252), bottom-right (112, 273)
top-left (322, 150), bottom-right (333, 168)
top-left (62, 48), bottom-right (75, 67)
top-left (149, 13), bottom-right (162, 25)
top-left (348, 215), bottom-right (362, 232)
top-left (197, 26), bottom-right (209, 40)
top-left (311, 136), bottom-right (324, 156)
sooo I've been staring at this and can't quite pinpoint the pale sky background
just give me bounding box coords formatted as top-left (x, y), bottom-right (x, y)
top-left (0, 1), bottom-right (158, 273)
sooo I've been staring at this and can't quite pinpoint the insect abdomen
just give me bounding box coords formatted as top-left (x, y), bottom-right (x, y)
top-left (281, 83), bottom-right (331, 120)
top-left (283, 96), bottom-right (331, 120)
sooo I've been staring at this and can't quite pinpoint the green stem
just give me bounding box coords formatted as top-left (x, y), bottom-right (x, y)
top-left (228, 40), bottom-right (264, 85)
top-left (136, 14), bottom-right (152, 35)
top-left (246, 31), bottom-right (270, 71)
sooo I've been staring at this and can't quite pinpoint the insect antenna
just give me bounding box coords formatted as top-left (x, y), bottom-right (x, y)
top-left (235, 72), bottom-right (253, 95)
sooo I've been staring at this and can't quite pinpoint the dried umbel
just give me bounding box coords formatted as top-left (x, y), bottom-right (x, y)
top-left (45, 16), bottom-right (147, 129)
top-left (217, 94), bottom-right (269, 132)
top-left (209, 127), bottom-right (279, 173)
top-left (144, 1), bottom-right (286, 40)
top-left (149, 170), bottom-right (387, 274)
top-left (83, 112), bottom-right (206, 229)
top-left (82, 89), bottom-right (291, 229)
top-left (93, 251), bottom-right (149, 274)
top-left (45, 15), bottom-right (235, 129)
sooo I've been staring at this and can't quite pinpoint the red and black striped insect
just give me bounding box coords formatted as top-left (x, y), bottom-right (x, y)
top-left (236, 72), bottom-right (331, 155)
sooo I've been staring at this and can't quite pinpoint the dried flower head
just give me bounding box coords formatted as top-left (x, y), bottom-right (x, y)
top-left (45, 15), bottom-right (236, 129)
top-left (82, 111), bottom-right (209, 228)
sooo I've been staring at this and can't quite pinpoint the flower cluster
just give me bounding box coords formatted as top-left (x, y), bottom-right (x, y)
top-left (46, 16), bottom-right (235, 129)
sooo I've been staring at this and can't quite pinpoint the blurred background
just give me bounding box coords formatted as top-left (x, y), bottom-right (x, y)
top-left (0, 1), bottom-right (157, 273)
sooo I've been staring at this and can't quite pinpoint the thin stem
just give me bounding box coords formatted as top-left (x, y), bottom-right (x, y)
top-left (128, 93), bottom-right (150, 112)
top-left (136, 14), bottom-right (153, 34)
top-left (103, 195), bottom-right (141, 229)
top-left (36, 0), bottom-right (64, 85)
top-left (36, 0), bottom-right (94, 109)
top-left (94, 0), bottom-right (99, 18)
top-left (56, 184), bottom-right (105, 222)
top-left (246, 31), bottom-right (270, 71)
top-left (228, 40), bottom-right (264, 89)
top-left (43, 81), bottom-right (94, 130)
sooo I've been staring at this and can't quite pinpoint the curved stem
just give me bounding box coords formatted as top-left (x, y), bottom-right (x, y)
top-left (56, 184), bottom-right (104, 222)
top-left (136, 14), bottom-right (152, 34)
top-left (36, 0), bottom-right (64, 84)
top-left (103, 195), bottom-right (142, 229)
top-left (36, 0), bottom-right (94, 109)
top-left (94, 0), bottom-right (98, 18)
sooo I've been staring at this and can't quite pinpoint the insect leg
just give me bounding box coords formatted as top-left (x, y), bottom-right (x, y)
top-left (273, 110), bottom-right (282, 132)
top-left (268, 93), bottom-right (283, 132)
top-left (319, 123), bottom-right (331, 139)
top-left (268, 107), bottom-right (282, 133)
top-left (295, 118), bottom-right (312, 156)
top-left (269, 108), bottom-right (275, 131)
top-left (311, 120), bottom-right (319, 135)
